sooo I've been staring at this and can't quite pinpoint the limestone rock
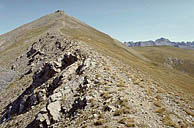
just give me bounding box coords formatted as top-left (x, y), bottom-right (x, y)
top-left (36, 113), bottom-right (50, 125)
top-left (47, 101), bottom-right (61, 121)
top-left (50, 92), bottom-right (62, 102)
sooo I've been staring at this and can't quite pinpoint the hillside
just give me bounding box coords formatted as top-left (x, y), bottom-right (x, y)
top-left (131, 46), bottom-right (194, 94)
top-left (0, 11), bottom-right (193, 128)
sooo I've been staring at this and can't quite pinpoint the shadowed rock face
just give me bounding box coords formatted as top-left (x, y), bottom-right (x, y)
top-left (124, 37), bottom-right (194, 49)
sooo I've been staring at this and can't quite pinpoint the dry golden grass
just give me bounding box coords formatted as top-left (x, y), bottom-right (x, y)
top-left (113, 108), bottom-right (123, 116)
top-left (192, 121), bottom-right (194, 127)
top-left (118, 118), bottom-right (127, 124)
top-left (103, 125), bottom-right (111, 128)
top-left (133, 79), bottom-right (141, 85)
top-left (155, 95), bottom-right (162, 100)
top-left (133, 46), bottom-right (194, 96)
top-left (154, 108), bottom-right (166, 116)
top-left (184, 109), bottom-right (194, 117)
top-left (94, 119), bottom-right (104, 126)
top-left (153, 100), bottom-right (164, 108)
top-left (117, 79), bottom-right (126, 87)
top-left (115, 98), bottom-right (129, 108)
top-left (153, 105), bottom-right (179, 128)
top-left (89, 98), bottom-right (97, 107)
top-left (0, 25), bottom-right (50, 68)
top-left (162, 115), bottom-right (178, 128)
top-left (98, 112), bottom-right (105, 119)
top-left (100, 92), bottom-right (113, 100)
top-left (118, 117), bottom-right (136, 127)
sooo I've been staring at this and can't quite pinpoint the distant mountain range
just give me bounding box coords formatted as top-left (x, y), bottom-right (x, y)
top-left (124, 38), bottom-right (194, 49)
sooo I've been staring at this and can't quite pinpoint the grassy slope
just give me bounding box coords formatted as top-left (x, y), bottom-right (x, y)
top-left (134, 46), bottom-right (194, 77)
top-left (133, 46), bottom-right (194, 94)
top-left (0, 26), bottom-right (49, 68)
top-left (60, 15), bottom-right (194, 100)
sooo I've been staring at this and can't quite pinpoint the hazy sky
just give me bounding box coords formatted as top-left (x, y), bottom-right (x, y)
top-left (0, 0), bottom-right (194, 42)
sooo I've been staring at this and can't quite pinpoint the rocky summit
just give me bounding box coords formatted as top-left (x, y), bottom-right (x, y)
top-left (0, 11), bottom-right (194, 128)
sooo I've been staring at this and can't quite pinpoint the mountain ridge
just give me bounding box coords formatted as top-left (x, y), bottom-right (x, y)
top-left (0, 11), bottom-right (194, 128)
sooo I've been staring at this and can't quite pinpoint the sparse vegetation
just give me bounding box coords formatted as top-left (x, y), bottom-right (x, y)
top-left (0, 25), bottom-right (50, 68)
top-left (184, 109), bottom-right (194, 117)
top-left (118, 118), bottom-right (136, 127)
top-left (153, 100), bottom-right (163, 108)
top-left (133, 79), bottom-right (141, 85)
top-left (0, 10), bottom-right (194, 128)
top-left (154, 108), bottom-right (166, 116)
top-left (113, 108), bottom-right (123, 116)
top-left (100, 92), bottom-right (113, 100)
top-left (94, 119), bottom-right (104, 126)
top-left (162, 115), bottom-right (178, 128)
top-left (117, 79), bottom-right (126, 87)
top-left (115, 98), bottom-right (129, 108)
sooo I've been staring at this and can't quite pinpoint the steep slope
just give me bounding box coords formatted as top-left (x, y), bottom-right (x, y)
top-left (0, 11), bottom-right (67, 92)
top-left (0, 11), bottom-right (194, 128)
top-left (58, 14), bottom-right (194, 97)
top-left (133, 46), bottom-right (194, 76)
top-left (132, 46), bottom-right (194, 93)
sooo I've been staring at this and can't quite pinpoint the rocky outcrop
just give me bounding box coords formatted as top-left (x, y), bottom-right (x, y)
top-left (163, 56), bottom-right (184, 66)
top-left (163, 56), bottom-right (194, 76)
top-left (124, 37), bottom-right (194, 49)
top-left (0, 32), bottom-right (97, 127)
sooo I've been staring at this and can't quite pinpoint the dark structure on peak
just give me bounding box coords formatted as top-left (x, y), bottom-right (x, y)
top-left (55, 10), bottom-right (64, 14)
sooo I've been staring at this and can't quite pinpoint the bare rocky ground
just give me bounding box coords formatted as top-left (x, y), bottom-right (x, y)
top-left (0, 32), bottom-right (193, 128)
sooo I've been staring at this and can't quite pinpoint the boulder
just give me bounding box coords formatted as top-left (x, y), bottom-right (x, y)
top-left (50, 61), bottom-right (62, 73)
top-left (36, 113), bottom-right (50, 125)
top-left (83, 58), bottom-right (91, 70)
top-left (47, 101), bottom-right (61, 121)
top-left (53, 60), bottom-right (62, 68)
